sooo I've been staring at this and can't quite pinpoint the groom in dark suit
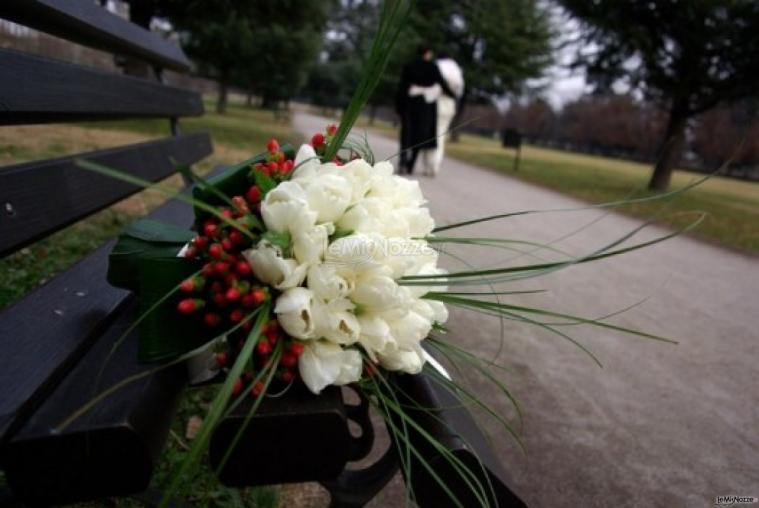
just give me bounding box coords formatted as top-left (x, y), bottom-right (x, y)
top-left (395, 46), bottom-right (457, 175)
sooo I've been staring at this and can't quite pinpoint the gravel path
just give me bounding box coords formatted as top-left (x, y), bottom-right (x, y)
top-left (293, 112), bottom-right (759, 508)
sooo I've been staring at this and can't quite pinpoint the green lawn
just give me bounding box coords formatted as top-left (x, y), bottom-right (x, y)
top-left (358, 117), bottom-right (759, 253)
top-left (0, 103), bottom-right (296, 507)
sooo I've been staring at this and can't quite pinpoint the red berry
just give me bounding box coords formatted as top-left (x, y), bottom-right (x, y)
top-left (311, 132), bottom-right (325, 148)
top-left (225, 287), bottom-right (241, 302)
top-left (211, 281), bottom-right (223, 293)
top-left (256, 340), bottom-right (271, 355)
top-left (229, 309), bottom-right (244, 323)
top-left (250, 287), bottom-right (267, 304)
top-left (202, 263), bottom-right (215, 278)
top-left (214, 261), bottom-right (230, 275)
top-left (177, 298), bottom-right (204, 314)
top-left (205, 313), bottom-right (221, 327)
top-left (232, 196), bottom-right (249, 213)
top-left (288, 342), bottom-right (305, 356)
top-left (267, 331), bottom-right (280, 345)
top-left (215, 351), bottom-right (228, 365)
top-left (220, 208), bottom-right (234, 220)
top-left (231, 377), bottom-right (243, 397)
top-left (326, 124), bottom-right (337, 136)
top-left (235, 260), bottom-right (252, 276)
top-left (193, 236), bottom-right (209, 250)
top-left (280, 352), bottom-right (297, 368)
top-left (266, 138), bottom-right (280, 154)
top-left (281, 369), bottom-right (295, 383)
top-left (212, 292), bottom-right (227, 307)
top-left (246, 185), bottom-right (261, 203)
top-left (203, 222), bottom-right (218, 237)
top-left (241, 293), bottom-right (257, 308)
top-left (281, 160), bottom-right (294, 173)
top-left (267, 161), bottom-right (279, 173)
top-left (224, 273), bottom-right (238, 286)
top-left (221, 238), bottom-right (233, 251)
top-left (180, 278), bottom-right (195, 293)
top-left (229, 230), bottom-right (245, 245)
top-left (251, 381), bottom-right (264, 397)
top-left (263, 320), bottom-right (279, 334)
top-left (184, 246), bottom-right (197, 260)
top-left (208, 243), bottom-right (224, 259)
top-left (242, 320), bottom-right (253, 332)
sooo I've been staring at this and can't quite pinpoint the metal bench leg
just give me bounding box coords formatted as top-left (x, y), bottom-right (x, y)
top-left (320, 387), bottom-right (399, 508)
top-left (321, 446), bottom-right (398, 508)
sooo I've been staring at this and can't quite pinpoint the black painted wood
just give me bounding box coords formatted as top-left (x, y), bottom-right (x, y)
top-left (209, 385), bottom-right (351, 486)
top-left (393, 370), bottom-right (527, 508)
top-left (0, 196), bottom-right (194, 505)
top-left (0, 131), bottom-right (212, 257)
top-left (0, 0), bottom-right (191, 71)
top-left (0, 49), bottom-right (204, 125)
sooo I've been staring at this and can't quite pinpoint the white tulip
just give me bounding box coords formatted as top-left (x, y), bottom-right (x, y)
top-left (387, 307), bottom-right (433, 348)
top-left (369, 174), bottom-right (425, 208)
top-left (292, 223), bottom-right (333, 265)
top-left (397, 206), bottom-right (435, 238)
top-left (274, 287), bottom-right (317, 340)
top-left (307, 264), bottom-right (352, 301)
top-left (313, 298), bottom-right (360, 345)
top-left (302, 173), bottom-right (352, 223)
top-left (357, 314), bottom-right (392, 361)
top-left (336, 197), bottom-right (387, 235)
top-left (243, 241), bottom-right (307, 290)
top-left (292, 144), bottom-right (320, 180)
top-left (377, 342), bottom-right (425, 374)
top-left (260, 181), bottom-right (317, 235)
top-left (351, 274), bottom-right (400, 311)
top-left (298, 341), bottom-right (363, 394)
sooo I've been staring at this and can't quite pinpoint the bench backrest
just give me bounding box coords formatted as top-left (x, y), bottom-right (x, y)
top-left (0, 0), bottom-right (211, 447)
top-left (0, 0), bottom-right (212, 257)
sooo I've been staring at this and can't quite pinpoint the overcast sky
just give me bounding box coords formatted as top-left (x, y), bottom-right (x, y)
top-left (525, 4), bottom-right (591, 110)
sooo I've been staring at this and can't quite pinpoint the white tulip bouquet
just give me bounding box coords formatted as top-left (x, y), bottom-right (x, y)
top-left (68, 1), bottom-right (705, 505)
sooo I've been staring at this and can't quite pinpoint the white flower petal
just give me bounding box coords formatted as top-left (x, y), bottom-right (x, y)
top-left (298, 341), bottom-right (363, 394)
top-left (274, 287), bottom-right (317, 339)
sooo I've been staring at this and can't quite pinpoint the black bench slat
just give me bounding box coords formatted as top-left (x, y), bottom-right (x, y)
top-left (0, 191), bottom-right (193, 448)
top-left (0, 49), bottom-right (203, 125)
top-left (0, 193), bottom-right (193, 505)
top-left (0, 0), bottom-right (192, 72)
top-left (0, 241), bottom-right (127, 447)
top-left (2, 300), bottom-right (187, 505)
top-left (0, 131), bottom-right (212, 257)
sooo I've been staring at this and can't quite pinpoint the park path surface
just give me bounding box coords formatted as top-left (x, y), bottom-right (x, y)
top-left (293, 112), bottom-right (759, 508)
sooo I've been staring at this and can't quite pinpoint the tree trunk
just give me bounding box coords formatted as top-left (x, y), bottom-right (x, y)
top-left (369, 103), bottom-right (378, 125)
top-left (216, 80), bottom-right (228, 114)
top-left (648, 100), bottom-right (689, 191)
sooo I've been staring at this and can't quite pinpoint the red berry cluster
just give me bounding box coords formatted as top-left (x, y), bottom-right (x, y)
top-left (311, 124), bottom-right (340, 164)
top-left (252, 138), bottom-right (295, 177)
top-left (176, 136), bottom-right (313, 397)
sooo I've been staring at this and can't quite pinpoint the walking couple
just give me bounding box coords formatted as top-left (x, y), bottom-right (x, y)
top-left (395, 46), bottom-right (464, 176)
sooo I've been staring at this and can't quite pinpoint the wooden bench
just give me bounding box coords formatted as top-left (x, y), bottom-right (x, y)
top-left (0, 2), bottom-right (526, 506)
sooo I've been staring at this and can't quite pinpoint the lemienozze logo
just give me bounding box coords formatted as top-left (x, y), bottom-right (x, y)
top-left (715, 495), bottom-right (758, 506)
